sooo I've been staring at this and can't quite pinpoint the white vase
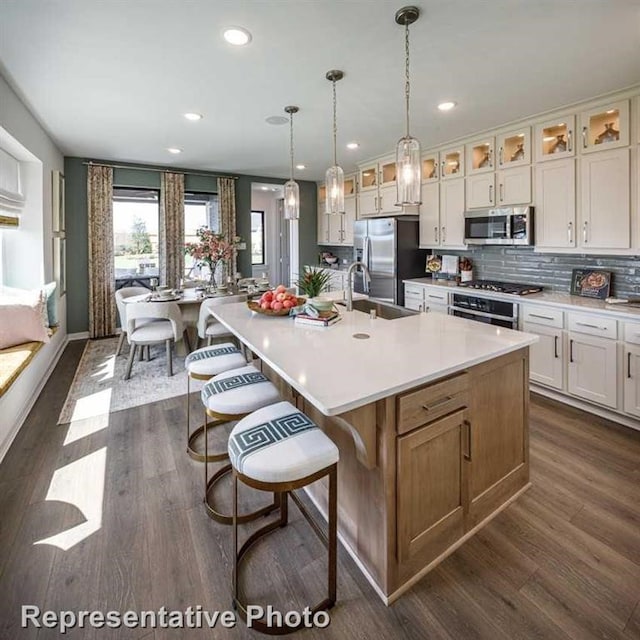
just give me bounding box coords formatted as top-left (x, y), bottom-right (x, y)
top-left (461, 270), bottom-right (473, 282)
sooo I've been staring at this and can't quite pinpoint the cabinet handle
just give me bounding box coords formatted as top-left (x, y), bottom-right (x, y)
top-left (567, 129), bottom-right (573, 152)
top-left (434, 226), bottom-right (439, 243)
top-left (427, 294), bottom-right (445, 300)
top-left (441, 160), bottom-right (445, 177)
top-left (567, 221), bottom-right (573, 244)
top-left (499, 183), bottom-right (504, 202)
top-left (569, 339), bottom-right (574, 363)
top-left (441, 226), bottom-right (446, 243)
top-left (374, 196), bottom-right (378, 211)
top-left (554, 335), bottom-right (559, 359)
top-left (499, 146), bottom-right (504, 165)
top-left (575, 321), bottom-right (607, 331)
top-left (529, 313), bottom-right (554, 321)
top-left (582, 126), bottom-right (587, 148)
top-left (489, 148), bottom-right (493, 168)
top-left (628, 352), bottom-right (632, 379)
top-left (489, 184), bottom-right (493, 203)
top-left (379, 195), bottom-right (383, 211)
top-left (421, 396), bottom-right (453, 412)
top-left (463, 419), bottom-right (472, 461)
top-left (434, 163), bottom-right (439, 179)
top-left (583, 221), bottom-right (588, 243)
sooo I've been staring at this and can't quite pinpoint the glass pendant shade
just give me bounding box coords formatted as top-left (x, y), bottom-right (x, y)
top-left (396, 135), bottom-right (421, 206)
top-left (325, 165), bottom-right (344, 215)
top-left (283, 179), bottom-right (300, 220)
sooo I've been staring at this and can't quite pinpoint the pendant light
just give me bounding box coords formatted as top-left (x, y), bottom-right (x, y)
top-left (283, 105), bottom-right (300, 220)
top-left (395, 6), bottom-right (421, 206)
top-left (325, 70), bottom-right (344, 215)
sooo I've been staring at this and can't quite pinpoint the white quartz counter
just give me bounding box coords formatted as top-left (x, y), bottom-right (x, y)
top-left (211, 299), bottom-right (537, 417)
top-left (404, 277), bottom-right (640, 321)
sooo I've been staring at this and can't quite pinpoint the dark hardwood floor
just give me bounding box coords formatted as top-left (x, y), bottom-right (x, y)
top-left (1, 341), bottom-right (639, 639)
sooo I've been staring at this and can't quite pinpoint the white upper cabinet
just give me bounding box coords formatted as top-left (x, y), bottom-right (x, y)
top-left (496, 127), bottom-right (531, 168)
top-left (357, 157), bottom-right (402, 216)
top-left (580, 100), bottom-right (630, 153)
top-left (466, 137), bottom-right (495, 175)
top-left (440, 146), bottom-right (465, 180)
top-left (535, 158), bottom-right (576, 249)
top-left (466, 173), bottom-right (495, 209)
top-left (440, 178), bottom-right (466, 247)
top-left (419, 182), bottom-right (439, 247)
top-left (535, 115), bottom-right (575, 162)
top-left (497, 166), bottom-right (531, 205)
top-left (580, 147), bottom-right (630, 249)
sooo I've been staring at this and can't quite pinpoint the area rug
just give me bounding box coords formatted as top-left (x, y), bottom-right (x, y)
top-left (58, 337), bottom-right (204, 424)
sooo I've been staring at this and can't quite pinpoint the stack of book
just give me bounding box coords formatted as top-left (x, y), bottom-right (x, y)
top-left (294, 310), bottom-right (341, 327)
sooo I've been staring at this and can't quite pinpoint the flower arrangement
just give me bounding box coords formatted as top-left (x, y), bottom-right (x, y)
top-left (185, 228), bottom-right (241, 286)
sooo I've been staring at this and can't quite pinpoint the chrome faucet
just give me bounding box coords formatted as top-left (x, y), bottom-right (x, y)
top-left (345, 260), bottom-right (370, 312)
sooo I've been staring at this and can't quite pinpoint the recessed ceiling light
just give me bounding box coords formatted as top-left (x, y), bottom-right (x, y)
top-left (346, 142), bottom-right (359, 149)
top-left (437, 101), bottom-right (457, 111)
top-left (223, 27), bottom-right (251, 46)
top-left (265, 115), bottom-right (288, 125)
top-left (167, 147), bottom-right (182, 154)
top-left (296, 164), bottom-right (306, 170)
top-left (184, 112), bottom-right (202, 121)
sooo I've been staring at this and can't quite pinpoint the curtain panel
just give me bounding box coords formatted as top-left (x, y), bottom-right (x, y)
top-left (217, 177), bottom-right (237, 279)
top-left (159, 172), bottom-right (185, 288)
top-left (87, 165), bottom-right (116, 338)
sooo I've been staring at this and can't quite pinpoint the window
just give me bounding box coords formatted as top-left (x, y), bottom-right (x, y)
top-left (184, 192), bottom-right (219, 278)
top-left (251, 210), bottom-right (265, 265)
top-left (112, 188), bottom-right (159, 285)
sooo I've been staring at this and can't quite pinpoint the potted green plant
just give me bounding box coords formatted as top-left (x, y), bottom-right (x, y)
top-left (295, 267), bottom-right (331, 299)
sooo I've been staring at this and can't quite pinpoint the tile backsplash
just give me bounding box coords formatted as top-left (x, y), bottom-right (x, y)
top-left (318, 245), bottom-right (353, 266)
top-left (435, 247), bottom-right (640, 297)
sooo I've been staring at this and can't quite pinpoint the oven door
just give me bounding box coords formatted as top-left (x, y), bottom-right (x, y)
top-left (451, 308), bottom-right (517, 329)
top-left (464, 209), bottom-right (511, 245)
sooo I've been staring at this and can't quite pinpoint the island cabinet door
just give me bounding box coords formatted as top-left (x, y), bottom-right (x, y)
top-left (396, 410), bottom-right (467, 564)
top-left (465, 350), bottom-right (528, 529)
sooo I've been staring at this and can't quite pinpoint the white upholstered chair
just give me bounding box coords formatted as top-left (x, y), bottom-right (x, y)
top-left (197, 294), bottom-right (248, 347)
top-left (115, 287), bottom-right (150, 356)
top-left (124, 301), bottom-right (185, 379)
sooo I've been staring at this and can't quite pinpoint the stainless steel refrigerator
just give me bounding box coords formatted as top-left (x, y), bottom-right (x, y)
top-left (353, 217), bottom-right (426, 306)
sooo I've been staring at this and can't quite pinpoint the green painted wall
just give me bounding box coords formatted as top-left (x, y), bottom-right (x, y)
top-left (63, 157), bottom-right (317, 333)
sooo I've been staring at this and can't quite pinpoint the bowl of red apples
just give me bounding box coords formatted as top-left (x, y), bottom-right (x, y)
top-left (247, 285), bottom-right (304, 316)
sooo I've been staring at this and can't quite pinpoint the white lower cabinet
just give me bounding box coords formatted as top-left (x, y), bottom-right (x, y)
top-left (524, 322), bottom-right (564, 390)
top-left (568, 332), bottom-right (618, 409)
top-left (624, 344), bottom-right (640, 418)
top-left (423, 286), bottom-right (449, 313)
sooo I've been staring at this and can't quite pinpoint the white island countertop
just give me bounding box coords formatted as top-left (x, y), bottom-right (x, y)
top-left (210, 299), bottom-right (537, 417)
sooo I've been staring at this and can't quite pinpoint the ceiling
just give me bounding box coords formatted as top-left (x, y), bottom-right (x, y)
top-left (1, 0), bottom-right (639, 181)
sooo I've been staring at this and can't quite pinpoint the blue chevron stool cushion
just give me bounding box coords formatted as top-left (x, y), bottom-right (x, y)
top-left (185, 343), bottom-right (247, 377)
top-left (228, 401), bottom-right (339, 484)
top-left (201, 364), bottom-right (281, 416)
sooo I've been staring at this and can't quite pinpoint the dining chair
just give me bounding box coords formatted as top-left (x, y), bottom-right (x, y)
top-left (197, 294), bottom-right (248, 348)
top-left (115, 287), bottom-right (150, 356)
top-left (124, 301), bottom-right (185, 379)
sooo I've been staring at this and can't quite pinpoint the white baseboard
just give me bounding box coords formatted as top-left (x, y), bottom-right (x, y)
top-left (0, 334), bottom-right (69, 463)
top-left (67, 331), bottom-right (90, 341)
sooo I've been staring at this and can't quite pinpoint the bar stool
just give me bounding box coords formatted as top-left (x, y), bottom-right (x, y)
top-left (185, 343), bottom-right (247, 462)
top-left (228, 401), bottom-right (339, 635)
top-left (200, 364), bottom-right (281, 524)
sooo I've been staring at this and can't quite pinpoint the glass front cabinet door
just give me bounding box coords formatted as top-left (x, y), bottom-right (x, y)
top-left (359, 164), bottom-right (378, 192)
top-left (535, 115), bottom-right (575, 162)
top-left (440, 147), bottom-right (465, 180)
top-left (497, 127), bottom-right (530, 168)
top-left (421, 153), bottom-right (439, 183)
top-left (379, 157), bottom-right (397, 188)
top-left (466, 138), bottom-right (495, 174)
top-left (580, 100), bottom-right (629, 153)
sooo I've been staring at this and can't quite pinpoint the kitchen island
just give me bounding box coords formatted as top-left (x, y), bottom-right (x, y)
top-left (211, 301), bottom-right (538, 603)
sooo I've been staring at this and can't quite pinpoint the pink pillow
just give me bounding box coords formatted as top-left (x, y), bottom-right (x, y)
top-left (0, 296), bottom-right (50, 349)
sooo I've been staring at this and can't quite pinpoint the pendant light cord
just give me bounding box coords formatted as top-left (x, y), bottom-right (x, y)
top-left (332, 79), bottom-right (338, 167)
top-left (404, 21), bottom-right (411, 138)
top-left (289, 111), bottom-right (294, 181)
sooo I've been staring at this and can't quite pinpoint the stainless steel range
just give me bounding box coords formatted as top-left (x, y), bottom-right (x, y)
top-left (458, 280), bottom-right (543, 296)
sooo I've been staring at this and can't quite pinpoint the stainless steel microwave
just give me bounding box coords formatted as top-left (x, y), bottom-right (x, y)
top-left (464, 206), bottom-right (534, 245)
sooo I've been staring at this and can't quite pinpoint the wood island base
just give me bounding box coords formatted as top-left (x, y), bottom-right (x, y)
top-left (258, 347), bottom-right (530, 604)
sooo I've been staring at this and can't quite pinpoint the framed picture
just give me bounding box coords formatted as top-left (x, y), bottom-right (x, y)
top-left (52, 170), bottom-right (65, 233)
top-left (570, 269), bottom-right (611, 299)
top-left (53, 236), bottom-right (66, 296)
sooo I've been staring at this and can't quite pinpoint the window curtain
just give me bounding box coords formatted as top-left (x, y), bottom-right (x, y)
top-left (87, 165), bottom-right (116, 338)
top-left (159, 171), bottom-right (185, 288)
top-left (217, 177), bottom-right (237, 279)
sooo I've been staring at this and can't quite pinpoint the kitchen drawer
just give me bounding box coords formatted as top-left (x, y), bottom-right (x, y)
top-left (567, 312), bottom-right (617, 340)
top-left (423, 287), bottom-right (449, 305)
top-left (405, 284), bottom-right (424, 298)
top-left (521, 304), bottom-right (564, 329)
top-left (624, 322), bottom-right (640, 345)
top-left (397, 372), bottom-right (469, 434)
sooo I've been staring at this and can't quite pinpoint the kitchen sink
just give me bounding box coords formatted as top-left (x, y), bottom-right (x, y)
top-left (337, 299), bottom-right (418, 320)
